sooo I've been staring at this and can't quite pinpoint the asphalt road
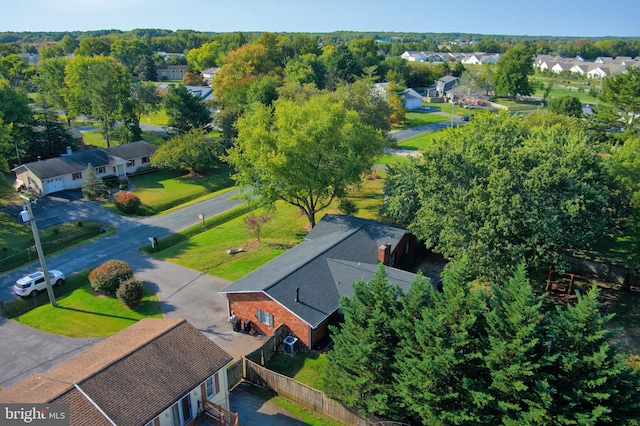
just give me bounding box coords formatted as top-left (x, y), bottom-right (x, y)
top-left (0, 189), bottom-right (240, 302)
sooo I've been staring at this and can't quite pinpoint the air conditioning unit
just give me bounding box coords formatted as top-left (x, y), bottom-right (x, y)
top-left (283, 335), bottom-right (298, 355)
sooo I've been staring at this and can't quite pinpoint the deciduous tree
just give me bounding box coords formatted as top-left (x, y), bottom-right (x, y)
top-left (495, 45), bottom-right (534, 99)
top-left (227, 94), bottom-right (386, 228)
top-left (601, 65), bottom-right (640, 129)
top-left (151, 128), bottom-right (222, 174)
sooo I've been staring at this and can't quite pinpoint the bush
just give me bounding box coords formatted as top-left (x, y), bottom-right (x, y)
top-left (114, 192), bottom-right (141, 214)
top-left (119, 178), bottom-right (129, 190)
top-left (338, 198), bottom-right (359, 215)
top-left (76, 220), bottom-right (83, 228)
top-left (89, 259), bottom-right (133, 293)
top-left (116, 278), bottom-right (144, 307)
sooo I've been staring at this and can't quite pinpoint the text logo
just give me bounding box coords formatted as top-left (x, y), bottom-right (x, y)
top-left (1, 404), bottom-right (69, 425)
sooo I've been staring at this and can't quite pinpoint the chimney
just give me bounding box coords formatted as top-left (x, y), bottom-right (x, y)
top-left (295, 287), bottom-right (300, 303)
top-left (378, 243), bottom-right (391, 265)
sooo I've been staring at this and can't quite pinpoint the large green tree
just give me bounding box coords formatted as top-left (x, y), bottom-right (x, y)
top-left (35, 56), bottom-right (73, 124)
top-left (601, 65), bottom-right (640, 129)
top-left (163, 84), bottom-right (211, 135)
top-left (227, 94), bottom-right (386, 228)
top-left (547, 95), bottom-right (583, 118)
top-left (383, 111), bottom-right (616, 279)
top-left (64, 56), bottom-right (131, 147)
top-left (151, 128), bottom-right (222, 174)
top-left (495, 45), bottom-right (534, 99)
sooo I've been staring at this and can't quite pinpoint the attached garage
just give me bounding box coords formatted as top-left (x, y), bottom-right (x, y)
top-left (44, 178), bottom-right (65, 194)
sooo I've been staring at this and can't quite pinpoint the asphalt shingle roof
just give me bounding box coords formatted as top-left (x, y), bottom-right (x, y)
top-left (220, 214), bottom-right (420, 328)
top-left (0, 318), bottom-right (232, 426)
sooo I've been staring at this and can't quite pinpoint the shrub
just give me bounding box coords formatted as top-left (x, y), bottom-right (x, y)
top-left (114, 192), bottom-right (141, 214)
top-left (89, 259), bottom-right (134, 293)
top-left (76, 220), bottom-right (83, 228)
top-left (116, 278), bottom-right (144, 307)
top-left (52, 228), bottom-right (59, 235)
top-left (119, 178), bottom-right (129, 190)
top-left (338, 198), bottom-right (359, 215)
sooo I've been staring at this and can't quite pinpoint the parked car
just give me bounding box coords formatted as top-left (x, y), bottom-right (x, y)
top-left (14, 270), bottom-right (65, 297)
top-left (461, 114), bottom-right (470, 122)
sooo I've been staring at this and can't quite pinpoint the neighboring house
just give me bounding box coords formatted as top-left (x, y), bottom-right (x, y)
top-left (0, 318), bottom-right (235, 426)
top-left (219, 214), bottom-right (420, 350)
top-left (422, 51), bottom-right (445, 62)
top-left (156, 65), bottom-right (187, 81)
top-left (461, 52), bottom-right (499, 65)
top-left (400, 50), bottom-right (428, 62)
top-left (13, 140), bottom-right (156, 196)
top-left (202, 67), bottom-right (221, 81)
top-left (373, 83), bottom-right (424, 110)
top-left (587, 64), bottom-right (627, 80)
top-left (551, 62), bottom-right (574, 74)
top-left (570, 63), bottom-right (591, 76)
top-left (595, 56), bottom-right (614, 64)
top-left (186, 85), bottom-right (213, 102)
top-left (435, 75), bottom-right (459, 98)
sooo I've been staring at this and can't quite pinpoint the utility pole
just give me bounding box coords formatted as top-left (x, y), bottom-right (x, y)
top-left (20, 194), bottom-right (56, 307)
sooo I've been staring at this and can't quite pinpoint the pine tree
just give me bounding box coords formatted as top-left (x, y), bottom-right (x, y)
top-left (81, 163), bottom-right (108, 200)
top-left (323, 264), bottom-right (402, 418)
top-left (545, 286), bottom-right (640, 425)
top-left (393, 257), bottom-right (492, 425)
top-left (484, 264), bottom-right (553, 424)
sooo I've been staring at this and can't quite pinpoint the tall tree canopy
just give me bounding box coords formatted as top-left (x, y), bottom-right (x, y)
top-left (151, 128), bottom-right (222, 174)
top-left (163, 84), bottom-right (211, 135)
top-left (226, 94), bottom-right (386, 228)
top-left (495, 44), bottom-right (534, 99)
top-left (601, 65), bottom-right (640, 129)
top-left (383, 111), bottom-right (617, 279)
top-left (326, 258), bottom-right (640, 424)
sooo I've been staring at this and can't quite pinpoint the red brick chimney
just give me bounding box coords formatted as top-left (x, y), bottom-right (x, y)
top-left (378, 243), bottom-right (391, 265)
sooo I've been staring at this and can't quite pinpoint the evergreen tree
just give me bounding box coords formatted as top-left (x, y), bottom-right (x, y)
top-left (545, 287), bottom-right (640, 425)
top-left (164, 84), bottom-right (211, 135)
top-left (393, 257), bottom-right (492, 425)
top-left (484, 265), bottom-right (552, 424)
top-left (81, 163), bottom-right (108, 200)
top-left (323, 264), bottom-right (402, 418)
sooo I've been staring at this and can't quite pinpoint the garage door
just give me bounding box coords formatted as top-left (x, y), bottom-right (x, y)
top-left (44, 178), bottom-right (65, 194)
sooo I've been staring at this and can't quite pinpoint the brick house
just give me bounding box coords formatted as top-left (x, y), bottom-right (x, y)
top-left (0, 318), bottom-right (235, 426)
top-left (218, 214), bottom-right (419, 350)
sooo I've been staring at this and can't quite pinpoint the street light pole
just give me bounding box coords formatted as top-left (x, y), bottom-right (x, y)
top-left (20, 194), bottom-right (56, 307)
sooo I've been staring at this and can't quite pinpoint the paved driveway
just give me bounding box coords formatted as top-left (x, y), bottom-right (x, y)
top-left (230, 382), bottom-right (307, 426)
top-left (0, 190), bottom-right (266, 388)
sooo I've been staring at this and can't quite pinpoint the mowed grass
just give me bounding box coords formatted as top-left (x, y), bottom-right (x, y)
top-left (6, 270), bottom-right (162, 337)
top-left (129, 166), bottom-right (235, 215)
top-left (265, 352), bottom-right (328, 391)
top-left (395, 129), bottom-right (444, 151)
top-left (393, 110), bottom-right (449, 130)
top-left (152, 177), bottom-right (387, 281)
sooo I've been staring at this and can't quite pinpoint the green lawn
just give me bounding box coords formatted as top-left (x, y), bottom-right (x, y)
top-left (2, 269), bottom-right (162, 337)
top-left (265, 352), bottom-right (328, 391)
top-left (395, 129), bottom-right (444, 151)
top-left (392, 110), bottom-right (449, 130)
top-left (0, 214), bottom-right (113, 273)
top-left (150, 177), bottom-right (387, 280)
top-left (128, 166), bottom-right (235, 215)
top-left (375, 153), bottom-right (411, 167)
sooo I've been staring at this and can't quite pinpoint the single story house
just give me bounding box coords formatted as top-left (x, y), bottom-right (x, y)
top-left (400, 50), bottom-right (428, 62)
top-left (373, 83), bottom-right (424, 110)
top-left (0, 318), bottom-right (235, 426)
top-left (218, 214), bottom-right (420, 350)
top-left (202, 67), bottom-right (221, 81)
top-left (13, 140), bottom-right (156, 196)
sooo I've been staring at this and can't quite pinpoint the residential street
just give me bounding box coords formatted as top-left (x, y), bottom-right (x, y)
top-left (0, 189), bottom-right (268, 388)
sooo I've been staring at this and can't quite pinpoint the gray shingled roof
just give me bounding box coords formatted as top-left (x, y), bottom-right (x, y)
top-left (0, 318), bottom-right (232, 426)
top-left (220, 214), bottom-right (420, 328)
top-left (13, 140), bottom-right (156, 180)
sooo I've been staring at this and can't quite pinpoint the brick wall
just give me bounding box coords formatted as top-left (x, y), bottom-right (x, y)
top-left (228, 292), bottom-right (313, 349)
top-left (391, 233), bottom-right (417, 269)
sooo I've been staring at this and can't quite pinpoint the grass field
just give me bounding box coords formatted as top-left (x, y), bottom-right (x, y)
top-left (393, 110), bottom-right (449, 130)
top-left (395, 130), bottom-right (444, 151)
top-left (265, 352), bottom-right (328, 391)
top-left (128, 166), bottom-right (235, 215)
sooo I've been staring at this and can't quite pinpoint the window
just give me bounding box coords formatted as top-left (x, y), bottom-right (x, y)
top-left (72, 172), bottom-right (82, 180)
top-left (390, 252), bottom-right (396, 267)
top-left (405, 241), bottom-right (410, 254)
top-left (144, 420), bottom-right (155, 426)
top-left (257, 309), bottom-right (274, 327)
top-left (206, 373), bottom-right (220, 399)
top-left (142, 156), bottom-right (150, 164)
top-left (170, 394), bottom-right (192, 426)
top-left (127, 159), bottom-right (136, 167)
top-left (95, 166), bottom-right (106, 174)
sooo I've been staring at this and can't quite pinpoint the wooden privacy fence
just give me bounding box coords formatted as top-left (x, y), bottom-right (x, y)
top-left (244, 358), bottom-right (366, 425)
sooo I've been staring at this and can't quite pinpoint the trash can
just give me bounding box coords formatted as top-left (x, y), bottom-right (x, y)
top-left (244, 319), bottom-right (252, 333)
top-left (231, 316), bottom-right (241, 332)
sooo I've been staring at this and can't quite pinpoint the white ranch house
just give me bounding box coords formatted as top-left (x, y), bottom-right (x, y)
top-left (13, 140), bottom-right (156, 196)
